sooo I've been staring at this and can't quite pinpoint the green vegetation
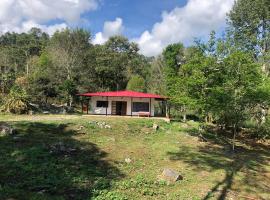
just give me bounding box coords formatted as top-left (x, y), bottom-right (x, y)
top-left (0, 1), bottom-right (269, 198)
top-left (0, 1), bottom-right (269, 142)
top-left (126, 75), bottom-right (146, 92)
top-left (0, 115), bottom-right (269, 200)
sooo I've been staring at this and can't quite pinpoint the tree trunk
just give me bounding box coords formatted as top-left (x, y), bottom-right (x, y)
top-left (183, 113), bottom-right (186, 122)
top-left (69, 94), bottom-right (73, 108)
top-left (232, 124), bottom-right (236, 151)
top-left (182, 105), bottom-right (186, 122)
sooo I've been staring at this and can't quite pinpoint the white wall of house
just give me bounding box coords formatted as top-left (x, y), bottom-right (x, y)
top-left (89, 96), bottom-right (155, 116)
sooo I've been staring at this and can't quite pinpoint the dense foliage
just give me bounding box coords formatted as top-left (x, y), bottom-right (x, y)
top-left (0, 0), bottom-right (269, 142)
top-left (0, 30), bottom-right (150, 107)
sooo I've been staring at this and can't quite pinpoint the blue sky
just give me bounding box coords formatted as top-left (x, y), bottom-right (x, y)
top-left (0, 0), bottom-right (234, 56)
top-left (84, 0), bottom-right (187, 38)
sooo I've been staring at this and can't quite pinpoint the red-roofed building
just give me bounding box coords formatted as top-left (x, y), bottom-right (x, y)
top-left (78, 90), bottom-right (168, 117)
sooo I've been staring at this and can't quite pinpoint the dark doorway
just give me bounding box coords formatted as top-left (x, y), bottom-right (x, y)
top-left (111, 101), bottom-right (127, 115)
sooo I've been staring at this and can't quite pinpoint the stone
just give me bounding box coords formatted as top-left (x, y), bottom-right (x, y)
top-left (153, 123), bottom-right (159, 131)
top-left (43, 111), bottom-right (50, 114)
top-left (0, 123), bottom-right (15, 136)
top-left (124, 158), bottom-right (132, 163)
top-left (181, 123), bottom-right (189, 128)
top-left (198, 133), bottom-right (207, 142)
top-left (61, 108), bottom-right (67, 114)
top-left (92, 121), bottom-right (111, 129)
top-left (13, 136), bottom-right (21, 140)
top-left (76, 125), bottom-right (84, 131)
top-left (49, 142), bottom-right (77, 154)
top-left (104, 124), bottom-right (111, 129)
top-left (158, 168), bottom-right (183, 183)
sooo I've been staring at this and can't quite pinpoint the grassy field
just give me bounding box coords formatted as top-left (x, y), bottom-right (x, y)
top-left (0, 114), bottom-right (269, 200)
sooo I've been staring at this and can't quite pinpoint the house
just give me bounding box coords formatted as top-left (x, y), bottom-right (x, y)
top-left (78, 90), bottom-right (168, 117)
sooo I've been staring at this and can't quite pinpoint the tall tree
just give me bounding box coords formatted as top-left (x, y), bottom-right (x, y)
top-left (126, 75), bottom-right (146, 92)
top-left (208, 51), bottom-right (270, 150)
top-left (228, 0), bottom-right (270, 68)
top-left (163, 43), bottom-right (189, 120)
top-left (48, 28), bottom-right (91, 106)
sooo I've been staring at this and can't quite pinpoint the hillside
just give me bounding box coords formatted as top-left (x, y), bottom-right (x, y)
top-left (0, 115), bottom-right (269, 200)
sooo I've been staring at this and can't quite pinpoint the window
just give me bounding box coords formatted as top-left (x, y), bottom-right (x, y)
top-left (96, 101), bottom-right (108, 108)
top-left (132, 102), bottom-right (149, 112)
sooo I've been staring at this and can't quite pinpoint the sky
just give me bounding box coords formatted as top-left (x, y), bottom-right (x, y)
top-left (0, 0), bottom-right (235, 56)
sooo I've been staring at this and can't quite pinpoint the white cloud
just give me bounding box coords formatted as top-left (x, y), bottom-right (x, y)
top-left (0, 0), bottom-right (98, 34)
top-left (93, 18), bottom-right (124, 44)
top-left (135, 0), bottom-right (234, 57)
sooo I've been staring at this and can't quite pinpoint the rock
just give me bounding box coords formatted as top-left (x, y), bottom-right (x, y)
top-left (104, 124), bottom-right (111, 129)
top-left (13, 136), bottom-right (21, 140)
top-left (90, 121), bottom-right (111, 129)
top-left (198, 133), bottom-right (207, 142)
top-left (181, 123), bottom-right (189, 128)
top-left (76, 125), bottom-right (84, 131)
top-left (124, 158), bottom-right (132, 163)
top-left (43, 111), bottom-right (50, 114)
top-left (49, 142), bottom-right (77, 154)
top-left (61, 108), bottom-right (67, 114)
top-left (158, 168), bottom-right (183, 183)
top-left (164, 118), bottom-right (171, 123)
top-left (153, 123), bottom-right (159, 131)
top-left (0, 123), bottom-right (15, 136)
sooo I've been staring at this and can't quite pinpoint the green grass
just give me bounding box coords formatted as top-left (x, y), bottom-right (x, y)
top-left (0, 115), bottom-right (269, 200)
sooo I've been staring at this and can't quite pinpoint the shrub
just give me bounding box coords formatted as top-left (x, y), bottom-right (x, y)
top-left (2, 86), bottom-right (30, 114)
top-left (254, 117), bottom-right (270, 140)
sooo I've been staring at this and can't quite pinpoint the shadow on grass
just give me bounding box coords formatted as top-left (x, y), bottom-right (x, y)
top-left (167, 128), bottom-right (270, 200)
top-left (0, 122), bottom-right (124, 200)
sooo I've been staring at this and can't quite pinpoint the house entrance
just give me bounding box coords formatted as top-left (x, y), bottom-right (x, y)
top-left (111, 101), bottom-right (127, 115)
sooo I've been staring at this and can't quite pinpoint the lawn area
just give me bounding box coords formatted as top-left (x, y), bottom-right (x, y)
top-left (0, 115), bottom-right (269, 200)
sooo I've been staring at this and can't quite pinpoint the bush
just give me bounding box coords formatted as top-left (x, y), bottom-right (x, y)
top-left (254, 117), bottom-right (270, 140)
top-left (1, 86), bottom-right (30, 114)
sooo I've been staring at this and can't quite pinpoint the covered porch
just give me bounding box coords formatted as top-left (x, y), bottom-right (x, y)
top-left (78, 90), bottom-right (169, 118)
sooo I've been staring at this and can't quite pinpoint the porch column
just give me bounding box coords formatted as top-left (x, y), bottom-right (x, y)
top-left (106, 96), bottom-right (108, 116)
top-left (87, 99), bottom-right (89, 114)
top-left (81, 98), bottom-right (84, 114)
top-left (165, 100), bottom-right (169, 118)
top-left (149, 98), bottom-right (152, 117)
top-left (131, 97), bottom-right (133, 116)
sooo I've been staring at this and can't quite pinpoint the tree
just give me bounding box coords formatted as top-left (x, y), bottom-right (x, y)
top-left (48, 28), bottom-right (91, 107)
top-left (208, 51), bottom-right (270, 150)
top-left (126, 75), bottom-right (146, 92)
top-left (148, 56), bottom-right (166, 95)
top-left (0, 48), bottom-right (16, 94)
top-left (163, 43), bottom-right (187, 120)
top-left (228, 0), bottom-right (270, 70)
top-left (105, 36), bottom-right (150, 85)
top-left (92, 45), bottom-right (128, 91)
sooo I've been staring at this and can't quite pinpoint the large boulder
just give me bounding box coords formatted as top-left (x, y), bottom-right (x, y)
top-left (0, 123), bottom-right (15, 136)
top-left (158, 168), bottom-right (183, 183)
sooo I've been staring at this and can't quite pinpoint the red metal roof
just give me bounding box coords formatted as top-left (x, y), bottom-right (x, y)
top-left (78, 90), bottom-right (167, 99)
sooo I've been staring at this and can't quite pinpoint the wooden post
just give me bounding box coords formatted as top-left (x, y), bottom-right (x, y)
top-left (87, 99), bottom-right (89, 114)
top-left (149, 98), bottom-right (152, 117)
top-left (131, 97), bottom-right (133, 116)
top-left (106, 96), bottom-right (108, 116)
top-left (165, 100), bottom-right (169, 118)
top-left (81, 99), bottom-right (84, 114)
